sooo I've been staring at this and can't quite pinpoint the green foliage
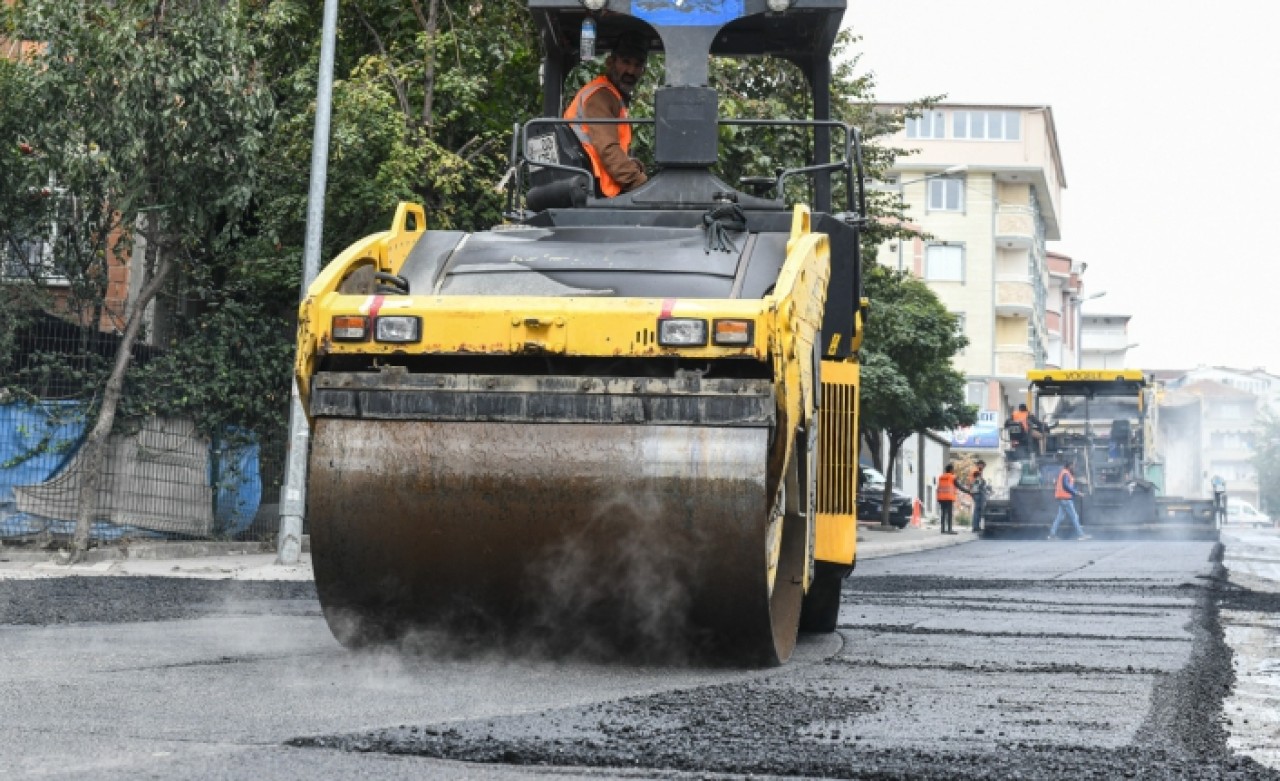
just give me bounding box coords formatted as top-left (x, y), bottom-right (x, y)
top-left (1, 0), bottom-right (274, 436)
top-left (122, 295), bottom-right (294, 438)
top-left (860, 264), bottom-right (976, 463)
top-left (1253, 413), bottom-right (1280, 515)
top-left (708, 30), bottom-right (941, 228)
top-left (243, 0), bottom-right (540, 290)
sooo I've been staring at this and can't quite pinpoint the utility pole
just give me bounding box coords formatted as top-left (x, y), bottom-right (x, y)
top-left (277, 0), bottom-right (339, 565)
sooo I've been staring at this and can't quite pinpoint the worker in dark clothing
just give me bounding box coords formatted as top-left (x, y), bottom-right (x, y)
top-left (1211, 475), bottom-right (1227, 525)
top-left (563, 31), bottom-right (649, 196)
top-left (962, 460), bottom-right (990, 533)
top-left (1048, 460), bottom-right (1090, 540)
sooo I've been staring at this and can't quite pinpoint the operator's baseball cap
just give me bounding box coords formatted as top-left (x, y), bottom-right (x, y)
top-left (613, 31), bottom-right (650, 61)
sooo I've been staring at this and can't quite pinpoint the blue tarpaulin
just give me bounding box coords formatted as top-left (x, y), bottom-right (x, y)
top-left (212, 433), bottom-right (262, 537)
top-left (0, 402), bottom-right (263, 540)
top-left (0, 401), bottom-right (86, 537)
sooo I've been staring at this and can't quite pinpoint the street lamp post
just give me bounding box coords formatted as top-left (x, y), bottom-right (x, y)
top-left (277, 0), bottom-right (339, 565)
top-left (1072, 291), bottom-right (1106, 369)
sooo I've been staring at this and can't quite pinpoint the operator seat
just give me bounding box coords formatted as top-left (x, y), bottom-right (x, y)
top-left (1108, 419), bottom-right (1131, 462)
top-left (525, 123), bottom-right (596, 211)
top-left (1005, 418), bottom-right (1030, 461)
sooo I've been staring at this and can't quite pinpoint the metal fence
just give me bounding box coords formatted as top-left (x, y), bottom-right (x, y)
top-left (1, 306), bottom-right (290, 543)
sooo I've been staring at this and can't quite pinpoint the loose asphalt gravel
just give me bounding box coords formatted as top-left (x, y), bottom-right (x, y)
top-left (289, 563), bottom-right (1280, 779)
top-left (4, 539), bottom-right (1280, 780)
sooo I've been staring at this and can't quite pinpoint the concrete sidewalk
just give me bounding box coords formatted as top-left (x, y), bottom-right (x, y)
top-left (0, 520), bottom-right (978, 581)
top-left (0, 539), bottom-right (314, 581)
top-left (856, 519), bottom-right (981, 560)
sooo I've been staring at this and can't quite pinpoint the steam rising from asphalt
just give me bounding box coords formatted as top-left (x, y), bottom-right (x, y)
top-left (1155, 398), bottom-right (1207, 500)
top-left (318, 487), bottom-right (722, 666)
top-left (520, 487), bottom-right (705, 663)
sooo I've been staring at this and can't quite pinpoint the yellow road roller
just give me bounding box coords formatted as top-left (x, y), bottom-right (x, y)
top-left (295, 0), bottom-right (866, 665)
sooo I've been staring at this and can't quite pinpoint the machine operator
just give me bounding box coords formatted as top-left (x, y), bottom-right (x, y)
top-left (564, 31), bottom-right (650, 197)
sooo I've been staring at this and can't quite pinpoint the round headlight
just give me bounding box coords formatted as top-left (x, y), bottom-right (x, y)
top-left (582, 0), bottom-right (607, 10)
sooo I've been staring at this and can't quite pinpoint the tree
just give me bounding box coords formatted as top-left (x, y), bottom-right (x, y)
top-left (710, 29), bottom-right (941, 229)
top-left (859, 265), bottom-right (976, 524)
top-left (241, 0), bottom-right (540, 293)
top-left (1253, 413), bottom-right (1280, 515)
top-left (8, 0), bottom-right (271, 560)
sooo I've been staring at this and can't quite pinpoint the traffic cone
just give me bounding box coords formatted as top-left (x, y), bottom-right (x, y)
top-left (910, 498), bottom-right (923, 528)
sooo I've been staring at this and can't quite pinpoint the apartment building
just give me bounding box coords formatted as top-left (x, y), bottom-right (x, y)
top-left (1160, 380), bottom-right (1261, 508)
top-left (1170, 366), bottom-right (1280, 416)
top-left (875, 103), bottom-right (1090, 484)
top-left (1080, 312), bottom-right (1138, 370)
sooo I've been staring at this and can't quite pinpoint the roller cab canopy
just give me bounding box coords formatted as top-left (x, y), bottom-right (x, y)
top-left (531, 0), bottom-right (847, 109)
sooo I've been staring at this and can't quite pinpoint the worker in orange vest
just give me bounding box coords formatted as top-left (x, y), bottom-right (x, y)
top-left (936, 463), bottom-right (958, 535)
top-left (1012, 403), bottom-right (1045, 455)
top-left (564, 31), bottom-right (650, 197)
top-left (1048, 459), bottom-right (1090, 540)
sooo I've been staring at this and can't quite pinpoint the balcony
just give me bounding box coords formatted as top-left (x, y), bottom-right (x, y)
top-left (995, 204), bottom-right (1037, 248)
top-left (994, 276), bottom-right (1035, 316)
top-left (1080, 330), bottom-right (1136, 352)
top-left (995, 344), bottom-right (1036, 379)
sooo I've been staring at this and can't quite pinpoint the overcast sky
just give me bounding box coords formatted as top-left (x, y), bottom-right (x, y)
top-left (845, 1), bottom-right (1280, 374)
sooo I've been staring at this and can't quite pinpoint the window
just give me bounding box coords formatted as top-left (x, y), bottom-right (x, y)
top-left (1, 235), bottom-right (62, 283)
top-left (2, 181), bottom-right (68, 284)
top-left (952, 110), bottom-right (1021, 141)
top-left (906, 110), bottom-right (945, 139)
top-left (925, 244), bottom-right (963, 281)
top-left (966, 380), bottom-right (986, 407)
top-left (928, 177), bottom-right (964, 211)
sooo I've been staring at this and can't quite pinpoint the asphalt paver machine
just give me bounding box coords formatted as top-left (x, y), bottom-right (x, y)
top-left (983, 370), bottom-right (1216, 538)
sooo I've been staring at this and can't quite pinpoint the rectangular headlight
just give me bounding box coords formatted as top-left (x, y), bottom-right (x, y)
top-left (712, 319), bottom-right (754, 346)
top-left (332, 315), bottom-right (368, 341)
top-left (374, 315), bottom-right (421, 343)
top-left (658, 318), bottom-right (707, 347)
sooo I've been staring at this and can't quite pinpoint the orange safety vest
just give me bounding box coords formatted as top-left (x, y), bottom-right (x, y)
top-left (1012, 409), bottom-right (1030, 432)
top-left (1055, 468), bottom-right (1074, 500)
top-left (564, 75), bottom-right (632, 197)
top-left (937, 473), bottom-right (957, 501)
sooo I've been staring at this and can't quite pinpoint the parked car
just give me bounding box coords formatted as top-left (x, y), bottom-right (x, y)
top-left (1224, 500), bottom-right (1273, 528)
top-left (858, 465), bottom-right (913, 528)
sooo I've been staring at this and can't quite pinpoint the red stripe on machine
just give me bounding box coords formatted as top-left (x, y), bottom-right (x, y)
top-left (661, 298), bottom-right (676, 318)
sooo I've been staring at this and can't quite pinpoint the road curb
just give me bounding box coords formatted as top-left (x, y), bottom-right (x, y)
top-left (0, 536), bottom-right (310, 564)
top-left (856, 527), bottom-right (981, 560)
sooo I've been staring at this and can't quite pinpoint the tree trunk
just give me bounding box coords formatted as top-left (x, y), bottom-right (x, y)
top-left (879, 436), bottom-right (905, 526)
top-left (861, 430), bottom-right (883, 472)
top-left (421, 0), bottom-right (440, 127)
top-left (67, 243), bottom-right (172, 563)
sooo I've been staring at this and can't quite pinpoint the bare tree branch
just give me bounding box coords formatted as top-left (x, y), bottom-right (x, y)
top-left (353, 4), bottom-right (411, 120)
top-left (408, 0), bottom-right (441, 128)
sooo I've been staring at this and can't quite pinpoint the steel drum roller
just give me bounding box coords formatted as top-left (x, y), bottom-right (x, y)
top-left (308, 418), bottom-right (806, 663)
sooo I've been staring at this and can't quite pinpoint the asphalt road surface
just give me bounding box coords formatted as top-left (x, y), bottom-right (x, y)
top-left (2, 535), bottom-right (1278, 780)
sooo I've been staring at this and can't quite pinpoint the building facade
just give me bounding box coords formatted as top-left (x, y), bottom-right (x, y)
top-left (1081, 312), bottom-right (1138, 370)
top-left (1160, 379), bottom-right (1261, 508)
top-left (875, 103), bottom-right (1085, 489)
